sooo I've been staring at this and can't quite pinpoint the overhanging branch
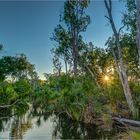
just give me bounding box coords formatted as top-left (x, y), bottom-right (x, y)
top-left (0, 99), bottom-right (21, 109)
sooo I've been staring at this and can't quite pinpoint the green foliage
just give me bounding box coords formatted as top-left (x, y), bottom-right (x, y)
top-left (14, 100), bottom-right (29, 115)
top-left (32, 74), bottom-right (104, 121)
top-left (130, 82), bottom-right (140, 119)
top-left (0, 54), bottom-right (36, 81)
top-left (0, 78), bottom-right (33, 107)
top-left (124, 0), bottom-right (136, 35)
top-left (0, 52), bottom-right (36, 115)
top-left (0, 82), bottom-right (17, 104)
top-left (0, 0), bottom-right (139, 127)
top-left (130, 131), bottom-right (140, 140)
top-left (63, 0), bottom-right (90, 32)
top-left (14, 78), bottom-right (32, 96)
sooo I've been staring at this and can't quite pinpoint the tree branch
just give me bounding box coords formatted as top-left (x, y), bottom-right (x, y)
top-left (109, 0), bottom-right (112, 12)
top-left (118, 24), bottom-right (126, 36)
top-left (0, 99), bottom-right (21, 108)
top-left (0, 113), bottom-right (18, 120)
top-left (105, 15), bottom-right (111, 21)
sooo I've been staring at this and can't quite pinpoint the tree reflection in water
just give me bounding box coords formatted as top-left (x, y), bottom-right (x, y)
top-left (10, 115), bottom-right (32, 140)
top-left (0, 108), bottom-right (132, 140)
top-left (52, 114), bottom-right (121, 139)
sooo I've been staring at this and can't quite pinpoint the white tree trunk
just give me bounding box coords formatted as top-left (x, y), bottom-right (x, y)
top-left (104, 0), bottom-right (135, 115)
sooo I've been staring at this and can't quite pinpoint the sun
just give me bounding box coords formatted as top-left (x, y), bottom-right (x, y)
top-left (104, 75), bottom-right (109, 81)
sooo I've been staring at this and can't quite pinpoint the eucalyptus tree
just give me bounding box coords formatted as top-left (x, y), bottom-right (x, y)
top-left (104, 0), bottom-right (135, 115)
top-left (52, 54), bottom-right (62, 76)
top-left (119, 34), bottom-right (139, 80)
top-left (124, 0), bottom-right (139, 69)
top-left (78, 42), bottom-right (102, 88)
top-left (52, 25), bottom-right (72, 75)
top-left (15, 54), bottom-right (35, 79)
top-left (125, 0), bottom-right (136, 35)
top-left (119, 0), bottom-right (139, 78)
top-left (62, 0), bottom-right (90, 79)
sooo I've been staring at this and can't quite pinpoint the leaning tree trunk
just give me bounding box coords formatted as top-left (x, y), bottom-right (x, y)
top-left (104, 0), bottom-right (135, 115)
top-left (111, 46), bottom-right (134, 114)
top-left (116, 36), bottom-right (135, 115)
top-left (136, 0), bottom-right (140, 68)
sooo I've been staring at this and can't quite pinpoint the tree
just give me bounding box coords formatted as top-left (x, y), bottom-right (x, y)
top-left (124, 0), bottom-right (139, 69)
top-left (78, 42), bottom-right (101, 88)
top-left (62, 0), bottom-right (90, 79)
top-left (104, 0), bottom-right (135, 115)
top-left (0, 54), bottom-right (36, 81)
top-left (52, 54), bottom-right (62, 76)
top-left (125, 0), bottom-right (136, 35)
top-left (136, 0), bottom-right (140, 68)
top-left (51, 25), bottom-right (72, 75)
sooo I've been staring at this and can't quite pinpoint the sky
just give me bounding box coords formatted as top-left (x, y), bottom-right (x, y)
top-left (0, 0), bottom-right (126, 79)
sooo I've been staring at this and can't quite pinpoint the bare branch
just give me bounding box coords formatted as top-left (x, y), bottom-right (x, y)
top-left (105, 15), bottom-right (111, 21)
top-left (104, 0), bottom-right (112, 12)
top-left (118, 24), bottom-right (126, 36)
top-left (104, 0), bottom-right (109, 12)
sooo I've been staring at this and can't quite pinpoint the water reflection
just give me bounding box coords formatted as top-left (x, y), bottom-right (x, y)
top-left (0, 109), bottom-right (131, 140)
top-left (52, 114), bottom-right (119, 139)
top-left (10, 116), bottom-right (32, 140)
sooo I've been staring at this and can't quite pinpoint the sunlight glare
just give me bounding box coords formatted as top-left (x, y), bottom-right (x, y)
top-left (104, 75), bottom-right (109, 81)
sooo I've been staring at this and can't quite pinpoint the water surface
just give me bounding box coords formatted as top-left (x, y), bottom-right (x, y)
top-left (0, 112), bottom-right (135, 140)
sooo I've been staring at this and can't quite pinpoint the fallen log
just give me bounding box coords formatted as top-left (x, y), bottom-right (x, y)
top-left (112, 117), bottom-right (140, 127)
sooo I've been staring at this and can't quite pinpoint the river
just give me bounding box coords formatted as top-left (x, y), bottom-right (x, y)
top-left (0, 111), bottom-right (139, 140)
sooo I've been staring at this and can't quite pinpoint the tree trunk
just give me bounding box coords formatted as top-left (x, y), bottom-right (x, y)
top-left (72, 30), bottom-right (78, 79)
top-left (116, 37), bottom-right (135, 115)
top-left (104, 0), bottom-right (134, 115)
top-left (136, 0), bottom-right (140, 68)
top-left (72, 1), bottom-right (79, 79)
top-left (111, 46), bottom-right (124, 86)
top-left (64, 57), bottom-right (68, 75)
top-left (73, 44), bottom-right (78, 79)
top-left (58, 68), bottom-right (61, 77)
top-left (111, 45), bottom-right (134, 115)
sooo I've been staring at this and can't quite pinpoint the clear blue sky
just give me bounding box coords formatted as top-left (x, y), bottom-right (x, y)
top-left (0, 0), bottom-right (125, 79)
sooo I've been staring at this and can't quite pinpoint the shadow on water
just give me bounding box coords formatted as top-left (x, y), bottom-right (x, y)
top-left (0, 107), bottom-right (135, 140)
